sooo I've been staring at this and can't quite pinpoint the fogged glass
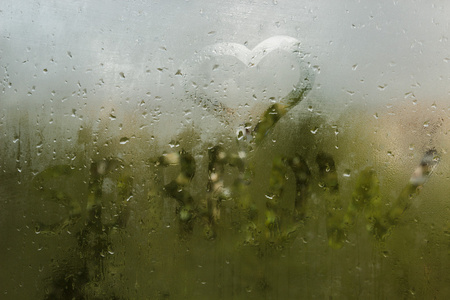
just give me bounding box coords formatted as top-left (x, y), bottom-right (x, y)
top-left (1, 1), bottom-right (450, 299)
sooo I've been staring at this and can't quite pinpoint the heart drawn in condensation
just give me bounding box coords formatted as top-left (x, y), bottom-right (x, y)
top-left (180, 35), bottom-right (315, 130)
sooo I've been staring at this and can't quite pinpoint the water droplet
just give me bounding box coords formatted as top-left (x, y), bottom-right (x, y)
top-left (310, 127), bottom-right (319, 134)
top-left (352, 64), bottom-right (358, 70)
top-left (169, 140), bottom-right (179, 148)
top-left (237, 129), bottom-right (244, 140)
top-left (404, 91), bottom-right (415, 99)
top-left (107, 245), bottom-right (114, 255)
top-left (343, 170), bottom-right (351, 177)
top-left (120, 137), bottom-right (129, 144)
top-left (119, 72), bottom-right (125, 78)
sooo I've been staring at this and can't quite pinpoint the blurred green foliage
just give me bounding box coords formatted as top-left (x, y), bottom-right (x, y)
top-left (28, 74), bottom-right (440, 299)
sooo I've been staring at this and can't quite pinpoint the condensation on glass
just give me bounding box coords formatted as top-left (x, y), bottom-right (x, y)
top-left (1, 1), bottom-right (450, 299)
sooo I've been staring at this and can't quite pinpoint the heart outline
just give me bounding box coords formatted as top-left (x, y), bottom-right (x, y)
top-left (180, 35), bottom-right (315, 129)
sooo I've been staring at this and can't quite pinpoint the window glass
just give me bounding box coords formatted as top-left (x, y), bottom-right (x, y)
top-left (1, 1), bottom-right (449, 298)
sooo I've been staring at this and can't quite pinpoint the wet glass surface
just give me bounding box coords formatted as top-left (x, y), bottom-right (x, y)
top-left (1, 1), bottom-right (450, 299)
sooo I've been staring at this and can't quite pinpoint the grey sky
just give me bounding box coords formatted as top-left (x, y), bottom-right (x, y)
top-left (1, 0), bottom-right (449, 141)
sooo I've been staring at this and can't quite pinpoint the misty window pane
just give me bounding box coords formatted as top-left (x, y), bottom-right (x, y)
top-left (1, 1), bottom-right (450, 299)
